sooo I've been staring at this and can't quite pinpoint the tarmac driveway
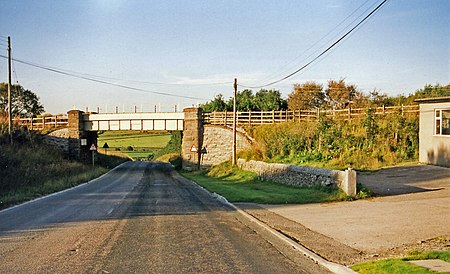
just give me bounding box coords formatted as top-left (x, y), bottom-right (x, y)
top-left (263, 165), bottom-right (450, 254)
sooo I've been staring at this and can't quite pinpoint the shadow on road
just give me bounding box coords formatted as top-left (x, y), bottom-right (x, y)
top-left (358, 164), bottom-right (450, 196)
top-left (0, 162), bottom-right (235, 235)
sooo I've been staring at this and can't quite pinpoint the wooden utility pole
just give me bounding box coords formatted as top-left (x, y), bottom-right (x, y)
top-left (232, 78), bottom-right (237, 166)
top-left (7, 36), bottom-right (12, 144)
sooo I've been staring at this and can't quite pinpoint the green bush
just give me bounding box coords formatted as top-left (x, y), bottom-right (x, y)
top-left (248, 112), bottom-right (418, 170)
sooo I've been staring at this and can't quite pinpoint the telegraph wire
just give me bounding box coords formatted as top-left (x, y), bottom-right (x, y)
top-left (2, 55), bottom-right (231, 87)
top-left (0, 54), bottom-right (208, 100)
top-left (257, 0), bottom-right (375, 86)
top-left (239, 0), bottom-right (390, 89)
top-left (11, 52), bottom-right (20, 85)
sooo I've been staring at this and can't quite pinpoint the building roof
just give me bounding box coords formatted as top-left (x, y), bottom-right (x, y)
top-left (414, 96), bottom-right (450, 104)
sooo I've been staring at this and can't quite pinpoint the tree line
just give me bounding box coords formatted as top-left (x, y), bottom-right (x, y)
top-left (200, 80), bottom-right (450, 112)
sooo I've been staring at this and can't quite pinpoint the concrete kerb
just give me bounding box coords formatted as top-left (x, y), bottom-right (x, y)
top-left (220, 197), bottom-right (357, 274)
top-left (181, 173), bottom-right (357, 274)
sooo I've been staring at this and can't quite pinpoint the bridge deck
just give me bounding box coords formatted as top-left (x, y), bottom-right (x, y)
top-left (82, 112), bottom-right (185, 131)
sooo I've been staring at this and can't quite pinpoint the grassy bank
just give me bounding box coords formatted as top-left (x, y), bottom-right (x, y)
top-left (0, 136), bottom-right (128, 209)
top-left (182, 162), bottom-right (350, 204)
top-left (351, 250), bottom-right (450, 274)
top-left (245, 110), bottom-right (418, 170)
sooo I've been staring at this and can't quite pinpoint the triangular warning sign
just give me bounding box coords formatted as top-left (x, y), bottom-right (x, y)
top-left (190, 144), bottom-right (198, 152)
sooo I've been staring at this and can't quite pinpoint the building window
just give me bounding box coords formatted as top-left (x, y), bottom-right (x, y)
top-left (435, 109), bottom-right (450, 135)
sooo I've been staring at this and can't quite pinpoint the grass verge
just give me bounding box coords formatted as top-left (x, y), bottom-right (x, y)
top-left (351, 250), bottom-right (450, 274)
top-left (181, 162), bottom-right (348, 204)
top-left (0, 143), bottom-right (128, 210)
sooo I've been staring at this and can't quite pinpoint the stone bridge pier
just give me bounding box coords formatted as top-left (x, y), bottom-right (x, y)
top-left (67, 110), bottom-right (98, 163)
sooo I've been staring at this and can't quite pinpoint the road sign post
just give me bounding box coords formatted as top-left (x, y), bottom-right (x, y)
top-left (90, 144), bottom-right (97, 168)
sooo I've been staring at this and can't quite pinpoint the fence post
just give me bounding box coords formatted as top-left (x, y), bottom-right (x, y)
top-left (249, 110), bottom-right (252, 125)
top-left (347, 106), bottom-right (351, 121)
top-left (401, 104), bottom-right (404, 116)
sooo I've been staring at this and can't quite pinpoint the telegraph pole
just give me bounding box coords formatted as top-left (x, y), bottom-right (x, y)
top-left (232, 78), bottom-right (237, 165)
top-left (7, 36), bottom-right (12, 144)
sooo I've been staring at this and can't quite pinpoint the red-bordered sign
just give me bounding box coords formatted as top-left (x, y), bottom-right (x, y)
top-left (190, 144), bottom-right (198, 152)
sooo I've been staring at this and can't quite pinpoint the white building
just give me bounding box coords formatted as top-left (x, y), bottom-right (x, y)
top-left (416, 97), bottom-right (450, 167)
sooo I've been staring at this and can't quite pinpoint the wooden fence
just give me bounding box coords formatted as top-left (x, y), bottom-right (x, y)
top-left (203, 105), bottom-right (419, 126)
top-left (16, 116), bottom-right (69, 130)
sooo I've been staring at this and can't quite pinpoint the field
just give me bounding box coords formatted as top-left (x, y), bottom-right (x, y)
top-left (98, 131), bottom-right (172, 159)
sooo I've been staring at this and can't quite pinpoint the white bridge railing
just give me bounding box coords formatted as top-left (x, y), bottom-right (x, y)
top-left (82, 112), bottom-right (185, 131)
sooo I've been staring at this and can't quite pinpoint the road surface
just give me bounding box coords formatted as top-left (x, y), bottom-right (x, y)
top-left (0, 161), bottom-right (328, 273)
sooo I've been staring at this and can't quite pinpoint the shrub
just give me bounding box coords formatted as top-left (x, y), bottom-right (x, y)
top-left (246, 112), bottom-right (419, 170)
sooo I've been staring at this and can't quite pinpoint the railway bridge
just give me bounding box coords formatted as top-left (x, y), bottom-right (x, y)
top-left (67, 108), bottom-right (251, 170)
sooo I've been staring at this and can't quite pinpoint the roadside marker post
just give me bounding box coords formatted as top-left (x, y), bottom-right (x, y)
top-left (90, 144), bottom-right (97, 168)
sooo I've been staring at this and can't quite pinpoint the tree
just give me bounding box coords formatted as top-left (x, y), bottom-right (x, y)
top-left (0, 83), bottom-right (44, 117)
top-left (199, 94), bottom-right (228, 112)
top-left (227, 89), bottom-right (255, 111)
top-left (409, 84), bottom-right (450, 102)
top-left (254, 89), bottom-right (286, 111)
top-left (287, 81), bottom-right (325, 110)
top-left (325, 79), bottom-right (357, 109)
top-left (369, 89), bottom-right (389, 107)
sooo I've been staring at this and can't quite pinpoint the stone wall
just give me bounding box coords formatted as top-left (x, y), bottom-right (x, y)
top-left (237, 159), bottom-right (356, 196)
top-left (201, 125), bottom-right (252, 167)
top-left (43, 128), bottom-right (69, 154)
top-left (182, 108), bottom-right (203, 170)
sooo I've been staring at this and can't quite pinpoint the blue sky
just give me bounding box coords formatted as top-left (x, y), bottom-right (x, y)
top-left (0, 0), bottom-right (448, 114)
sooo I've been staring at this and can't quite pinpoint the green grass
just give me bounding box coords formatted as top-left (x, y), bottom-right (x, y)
top-left (0, 139), bottom-right (128, 209)
top-left (98, 131), bottom-right (171, 148)
top-left (98, 131), bottom-right (172, 160)
top-left (181, 162), bottom-right (347, 204)
top-left (351, 251), bottom-right (450, 274)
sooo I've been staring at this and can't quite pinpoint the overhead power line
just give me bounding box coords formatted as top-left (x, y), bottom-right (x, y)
top-left (0, 55), bottom-right (209, 100)
top-left (258, 0), bottom-right (374, 86)
top-left (239, 0), bottom-right (390, 89)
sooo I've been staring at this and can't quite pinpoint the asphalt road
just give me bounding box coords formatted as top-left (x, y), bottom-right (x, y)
top-left (0, 161), bottom-right (328, 273)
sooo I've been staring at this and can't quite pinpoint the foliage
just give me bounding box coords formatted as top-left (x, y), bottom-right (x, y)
top-left (325, 79), bottom-right (357, 108)
top-left (201, 89), bottom-right (286, 112)
top-left (351, 250), bottom-right (450, 274)
top-left (408, 83), bottom-right (450, 102)
top-left (0, 122), bottom-right (128, 209)
top-left (0, 83), bottom-right (44, 117)
top-left (157, 131), bottom-right (182, 156)
top-left (362, 108), bottom-right (378, 147)
top-left (232, 89), bottom-right (255, 111)
top-left (199, 94), bottom-right (228, 112)
top-left (182, 161), bottom-right (347, 204)
top-left (253, 89), bottom-right (287, 111)
top-left (249, 111), bottom-right (419, 170)
top-left (288, 81), bottom-right (325, 110)
top-left (200, 82), bottom-right (449, 114)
